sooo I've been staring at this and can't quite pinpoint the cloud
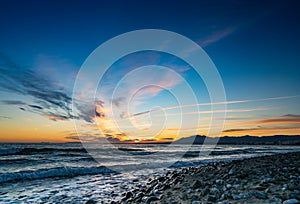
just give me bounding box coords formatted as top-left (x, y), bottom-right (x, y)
top-left (124, 95), bottom-right (299, 119)
top-left (0, 53), bottom-right (107, 123)
top-left (255, 114), bottom-right (300, 125)
top-left (42, 114), bottom-right (70, 121)
top-left (222, 114), bottom-right (300, 135)
top-left (198, 26), bottom-right (237, 47)
top-left (28, 105), bottom-right (43, 110)
top-left (223, 125), bottom-right (300, 133)
top-left (0, 116), bottom-right (11, 120)
top-left (1, 100), bottom-right (27, 105)
top-left (160, 137), bottom-right (174, 141)
top-left (0, 53), bottom-right (74, 118)
top-left (111, 97), bottom-right (126, 108)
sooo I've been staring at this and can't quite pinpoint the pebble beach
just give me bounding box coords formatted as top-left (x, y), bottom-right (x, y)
top-left (118, 152), bottom-right (300, 204)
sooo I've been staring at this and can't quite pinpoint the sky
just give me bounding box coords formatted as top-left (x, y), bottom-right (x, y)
top-left (0, 0), bottom-right (300, 142)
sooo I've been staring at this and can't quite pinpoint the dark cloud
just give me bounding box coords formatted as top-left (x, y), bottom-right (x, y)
top-left (161, 137), bottom-right (174, 141)
top-left (106, 137), bottom-right (122, 143)
top-left (223, 128), bottom-right (259, 133)
top-left (257, 114), bottom-right (300, 124)
top-left (0, 54), bottom-right (73, 119)
top-left (1, 100), bottom-right (27, 105)
top-left (0, 53), bottom-right (105, 122)
top-left (28, 105), bottom-right (43, 110)
top-left (111, 97), bottom-right (125, 108)
top-left (64, 135), bottom-right (80, 141)
top-left (223, 126), bottom-right (300, 133)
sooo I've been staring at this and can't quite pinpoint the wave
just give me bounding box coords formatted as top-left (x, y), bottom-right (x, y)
top-left (118, 147), bottom-right (145, 152)
top-left (183, 151), bottom-right (200, 157)
top-left (210, 148), bottom-right (256, 156)
top-left (117, 147), bottom-right (154, 155)
top-left (0, 147), bottom-right (87, 156)
top-left (0, 166), bottom-right (114, 184)
top-left (0, 158), bottom-right (31, 164)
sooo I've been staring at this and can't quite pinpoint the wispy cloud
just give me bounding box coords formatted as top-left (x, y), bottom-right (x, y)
top-left (0, 116), bottom-right (11, 120)
top-left (222, 114), bottom-right (300, 135)
top-left (0, 53), bottom-right (105, 122)
top-left (198, 26), bottom-right (237, 47)
top-left (124, 95), bottom-right (299, 119)
top-left (253, 114), bottom-right (300, 125)
top-left (222, 125), bottom-right (300, 135)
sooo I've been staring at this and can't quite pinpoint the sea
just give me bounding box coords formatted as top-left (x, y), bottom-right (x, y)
top-left (0, 143), bottom-right (299, 203)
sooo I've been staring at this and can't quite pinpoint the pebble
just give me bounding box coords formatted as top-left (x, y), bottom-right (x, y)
top-left (254, 191), bottom-right (268, 199)
top-left (283, 199), bottom-right (300, 204)
top-left (192, 180), bottom-right (202, 189)
top-left (117, 152), bottom-right (300, 204)
top-left (216, 179), bottom-right (224, 185)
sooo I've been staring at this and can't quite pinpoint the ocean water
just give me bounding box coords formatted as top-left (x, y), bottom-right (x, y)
top-left (0, 143), bottom-right (299, 203)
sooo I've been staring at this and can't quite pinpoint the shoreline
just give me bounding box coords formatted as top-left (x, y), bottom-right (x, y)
top-left (117, 152), bottom-right (300, 204)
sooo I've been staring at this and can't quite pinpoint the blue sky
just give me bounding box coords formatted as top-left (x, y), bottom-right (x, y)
top-left (0, 0), bottom-right (300, 142)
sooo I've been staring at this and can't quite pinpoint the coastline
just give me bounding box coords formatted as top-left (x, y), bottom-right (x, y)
top-left (117, 152), bottom-right (300, 204)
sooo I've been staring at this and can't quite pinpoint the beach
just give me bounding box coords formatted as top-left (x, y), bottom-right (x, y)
top-left (119, 152), bottom-right (300, 204)
top-left (1, 143), bottom-right (300, 203)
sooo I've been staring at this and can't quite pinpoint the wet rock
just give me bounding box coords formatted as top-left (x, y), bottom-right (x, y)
top-left (141, 196), bottom-right (148, 202)
top-left (210, 187), bottom-right (219, 193)
top-left (191, 195), bottom-right (200, 201)
top-left (125, 191), bottom-right (133, 199)
top-left (229, 169), bottom-right (235, 175)
top-left (254, 191), bottom-right (268, 199)
top-left (262, 178), bottom-right (274, 183)
top-left (85, 199), bottom-right (97, 204)
top-left (146, 196), bottom-right (159, 203)
top-left (201, 187), bottom-right (209, 196)
top-left (225, 184), bottom-right (232, 189)
top-left (216, 179), bottom-right (224, 185)
top-left (192, 180), bottom-right (202, 189)
top-left (283, 199), bottom-right (300, 204)
top-left (232, 193), bottom-right (243, 200)
top-left (207, 195), bottom-right (217, 202)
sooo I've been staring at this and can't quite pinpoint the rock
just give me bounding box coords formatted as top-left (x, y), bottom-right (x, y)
top-left (243, 192), bottom-right (254, 199)
top-left (229, 169), bottom-right (235, 175)
top-left (191, 201), bottom-right (201, 204)
top-left (226, 184), bottom-right (232, 189)
top-left (147, 196), bottom-right (159, 203)
top-left (125, 191), bottom-right (133, 199)
top-left (191, 195), bottom-right (200, 201)
top-left (141, 196), bottom-right (148, 202)
top-left (254, 192), bottom-right (268, 199)
top-left (135, 192), bottom-right (144, 199)
top-left (288, 184), bottom-right (296, 191)
top-left (216, 179), bottom-right (224, 185)
top-left (265, 187), bottom-right (272, 193)
top-left (210, 187), bottom-right (219, 193)
top-left (254, 185), bottom-right (267, 191)
top-left (283, 199), bottom-right (300, 204)
top-left (207, 195), bottom-right (217, 202)
top-left (232, 193), bottom-right (243, 200)
top-left (85, 199), bottom-right (97, 204)
top-left (150, 189), bottom-right (162, 196)
top-left (180, 193), bottom-right (188, 200)
top-left (192, 180), bottom-right (202, 189)
top-left (262, 178), bottom-right (274, 183)
top-left (201, 187), bottom-right (209, 196)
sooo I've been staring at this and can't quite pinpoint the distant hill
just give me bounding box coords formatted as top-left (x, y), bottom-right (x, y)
top-left (175, 135), bottom-right (300, 145)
